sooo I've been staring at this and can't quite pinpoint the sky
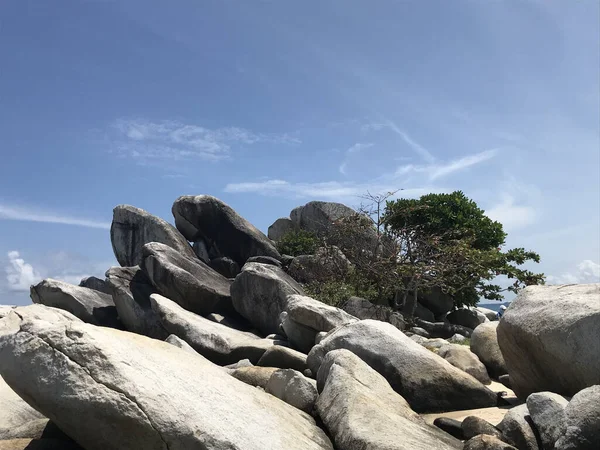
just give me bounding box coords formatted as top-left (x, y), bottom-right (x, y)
top-left (1, 0), bottom-right (599, 306)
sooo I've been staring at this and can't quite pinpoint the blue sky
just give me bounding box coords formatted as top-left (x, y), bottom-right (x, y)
top-left (1, 0), bottom-right (599, 305)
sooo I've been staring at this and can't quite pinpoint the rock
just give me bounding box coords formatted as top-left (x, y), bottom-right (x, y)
top-left (0, 439), bottom-right (83, 450)
top-left (290, 201), bottom-right (357, 235)
top-left (280, 311), bottom-right (318, 353)
top-left (191, 239), bottom-right (210, 263)
top-left (433, 417), bottom-right (465, 440)
top-left (499, 374), bottom-right (511, 389)
top-left (411, 327), bottom-right (431, 338)
top-left (0, 376), bottom-right (45, 432)
top-left (438, 344), bottom-right (492, 385)
top-left (308, 320), bottom-right (498, 413)
top-left (418, 286), bottom-right (455, 317)
top-left (246, 256), bottom-right (282, 267)
top-left (497, 284), bottom-right (600, 398)
top-left (223, 359), bottom-right (253, 370)
top-left (78, 276), bottom-right (111, 295)
top-left (164, 334), bottom-right (198, 355)
top-left (0, 419), bottom-right (73, 442)
top-left (141, 242), bottom-right (234, 316)
top-left (0, 305), bottom-right (81, 331)
top-left (230, 262), bottom-right (304, 335)
top-left (340, 296), bottom-right (406, 330)
top-left (471, 321), bottom-right (507, 378)
top-left (205, 312), bottom-right (253, 332)
top-left (315, 349), bottom-right (462, 450)
top-left (526, 392), bottom-right (568, 450)
top-left (110, 204), bottom-right (194, 267)
top-left (105, 266), bottom-right (167, 339)
top-left (30, 279), bottom-right (121, 328)
top-left (422, 338), bottom-right (450, 351)
top-left (462, 416), bottom-right (503, 440)
top-left (0, 317), bottom-right (333, 450)
top-left (314, 331), bottom-right (328, 345)
top-left (266, 369), bottom-right (318, 414)
top-left (257, 346), bottom-right (309, 372)
top-left (208, 257), bottom-right (240, 279)
top-left (151, 294), bottom-right (276, 365)
top-left (415, 302), bottom-right (436, 322)
top-left (497, 404), bottom-right (540, 450)
top-left (464, 435), bottom-right (518, 450)
top-left (448, 333), bottom-right (467, 344)
top-left (0, 307), bottom-right (16, 319)
top-left (555, 385), bottom-right (600, 450)
top-left (288, 246), bottom-right (351, 283)
top-left (172, 195), bottom-right (281, 266)
top-left (447, 308), bottom-right (487, 330)
top-left (268, 217), bottom-right (297, 241)
top-left (477, 306), bottom-right (499, 321)
top-left (228, 366), bottom-right (279, 389)
top-left (415, 318), bottom-right (473, 338)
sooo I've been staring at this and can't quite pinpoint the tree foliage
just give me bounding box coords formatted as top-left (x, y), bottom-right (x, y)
top-left (276, 229), bottom-right (320, 257)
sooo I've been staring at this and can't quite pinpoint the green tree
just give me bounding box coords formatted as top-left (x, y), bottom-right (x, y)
top-left (276, 229), bottom-right (320, 257)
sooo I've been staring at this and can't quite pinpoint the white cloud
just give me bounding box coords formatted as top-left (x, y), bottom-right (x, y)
top-left (112, 119), bottom-right (300, 163)
top-left (395, 149), bottom-right (498, 181)
top-left (5, 251), bottom-right (41, 291)
top-left (485, 195), bottom-right (537, 230)
top-left (339, 142), bottom-right (374, 175)
top-left (363, 120), bottom-right (435, 162)
top-left (547, 260), bottom-right (600, 285)
top-left (0, 204), bottom-right (110, 230)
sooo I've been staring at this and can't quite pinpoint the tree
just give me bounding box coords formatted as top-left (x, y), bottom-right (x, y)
top-left (276, 229), bottom-right (320, 256)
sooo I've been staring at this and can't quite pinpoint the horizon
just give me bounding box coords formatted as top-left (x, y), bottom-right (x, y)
top-left (1, 0), bottom-right (599, 305)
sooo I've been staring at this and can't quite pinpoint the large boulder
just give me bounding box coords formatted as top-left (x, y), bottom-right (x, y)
top-left (268, 217), bottom-right (297, 241)
top-left (0, 376), bottom-right (45, 433)
top-left (105, 266), bottom-right (167, 340)
top-left (471, 321), bottom-right (507, 378)
top-left (208, 257), bottom-right (240, 279)
top-left (497, 284), bottom-right (600, 398)
top-left (287, 246), bottom-right (351, 283)
top-left (418, 286), bottom-right (455, 317)
top-left (340, 296), bottom-right (406, 330)
top-left (151, 294), bottom-right (276, 365)
top-left (526, 391), bottom-right (568, 450)
top-left (307, 320), bottom-right (498, 413)
top-left (110, 204), bottom-right (194, 267)
top-left (497, 404), bottom-right (540, 450)
top-left (30, 279), bottom-right (121, 328)
top-left (315, 349), bottom-right (462, 450)
top-left (414, 318), bottom-right (473, 339)
top-left (265, 369), bottom-right (318, 414)
top-left (0, 316), bottom-right (334, 450)
top-left (477, 306), bottom-right (499, 321)
top-left (228, 366), bottom-right (278, 389)
top-left (172, 195), bottom-right (281, 266)
top-left (290, 201), bottom-right (356, 235)
top-left (438, 344), bottom-right (491, 385)
top-left (555, 385), bottom-right (600, 450)
top-left (78, 276), bottom-right (111, 295)
top-left (141, 242), bottom-right (234, 316)
top-left (230, 262), bottom-right (304, 335)
top-left (257, 346), bottom-right (309, 372)
top-left (447, 308), bottom-right (487, 330)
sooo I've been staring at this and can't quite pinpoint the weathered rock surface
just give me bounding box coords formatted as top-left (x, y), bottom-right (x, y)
top-left (266, 369), bottom-right (318, 414)
top-left (288, 246), bottom-right (351, 283)
top-left (418, 286), bottom-right (455, 317)
top-left (308, 320), bottom-right (498, 413)
top-left (471, 321), bottom-right (507, 378)
top-left (208, 257), bottom-right (240, 279)
top-left (0, 419), bottom-right (74, 442)
top-left (497, 404), bottom-right (540, 450)
top-left (447, 308), bottom-right (487, 330)
top-left (290, 201), bottom-right (356, 235)
top-left (340, 296), bottom-right (406, 330)
top-left (110, 204), bottom-right (194, 267)
top-left (555, 385), bottom-right (600, 450)
top-left (526, 392), bottom-right (568, 450)
top-left (228, 366), bottom-right (278, 389)
top-left (141, 242), bottom-right (234, 316)
top-left (246, 256), bottom-right (282, 267)
top-left (78, 276), bottom-right (111, 295)
top-left (164, 334), bottom-right (198, 355)
top-left (105, 266), bottom-right (167, 339)
top-left (415, 318), bottom-right (473, 338)
top-left (477, 306), bottom-right (499, 321)
top-left (315, 349), bottom-right (462, 449)
top-left (285, 295), bottom-right (356, 335)
top-left (30, 279), bottom-right (120, 328)
top-left (497, 284), bottom-right (600, 398)
top-left (438, 344), bottom-right (491, 385)
top-left (0, 438), bottom-right (82, 450)
top-left (433, 417), bottom-right (465, 440)
top-left (464, 435), bottom-right (518, 450)
top-left (0, 376), bottom-right (45, 433)
top-left (0, 317), bottom-right (334, 450)
top-left (230, 262), bottom-right (304, 335)
top-left (461, 416), bottom-right (503, 440)
top-left (267, 217), bottom-right (296, 241)
top-left (172, 195), bottom-right (281, 266)
top-left (151, 294), bottom-right (276, 365)
top-left (257, 346), bottom-right (309, 372)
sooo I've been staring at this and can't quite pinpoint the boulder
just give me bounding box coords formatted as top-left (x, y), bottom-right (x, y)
top-left (0, 439), bottom-right (82, 450)
top-left (415, 302), bottom-right (436, 322)
top-left (257, 346), bottom-right (309, 372)
top-left (411, 326), bottom-right (431, 337)
top-left (151, 294), bottom-right (277, 365)
top-left (438, 344), bottom-right (492, 385)
top-left (246, 256), bottom-right (282, 267)
top-left (288, 246), bottom-right (351, 283)
top-left (265, 369), bottom-right (318, 414)
top-left (141, 242), bottom-right (234, 316)
top-left (164, 334), bottom-right (198, 355)
top-left (315, 349), bottom-right (462, 449)
top-left (0, 376), bottom-right (45, 433)
top-left (290, 201), bottom-right (356, 235)
top-left (0, 317), bottom-right (333, 450)
top-left (105, 266), bottom-right (167, 340)
top-left (285, 295), bottom-right (357, 334)
top-left (497, 284), bottom-right (600, 398)
top-left (555, 385), bottom-right (600, 450)
top-left (464, 435), bottom-right (518, 450)
top-left (223, 359), bottom-right (253, 370)
top-left (208, 257), bottom-right (240, 279)
top-left (461, 416), bottom-right (503, 440)
top-left (471, 321), bottom-right (507, 378)
top-left (340, 296), bottom-right (406, 330)
top-left (110, 204), bottom-right (194, 267)
top-left (228, 366), bottom-right (278, 389)
top-left (172, 195), bottom-right (281, 266)
top-left (0, 305), bottom-right (81, 330)
top-left (477, 306), bottom-right (499, 321)
top-left (78, 276), bottom-right (111, 295)
top-left (230, 262), bottom-right (304, 335)
top-left (414, 318), bottom-right (473, 338)
top-left (418, 286), bottom-right (455, 317)
top-left (267, 217), bottom-right (297, 241)
top-left (30, 279), bottom-right (121, 328)
top-left (191, 239), bottom-right (210, 263)
top-left (433, 417), bottom-right (465, 440)
top-left (447, 308), bottom-right (487, 330)
top-left (307, 320), bottom-right (498, 413)
top-left (497, 404), bottom-right (540, 450)
top-left (499, 374), bottom-right (511, 389)
top-left (526, 392), bottom-right (568, 450)
top-left (448, 333), bottom-right (468, 344)
top-left (0, 419), bottom-right (73, 442)
top-left (280, 311), bottom-right (318, 353)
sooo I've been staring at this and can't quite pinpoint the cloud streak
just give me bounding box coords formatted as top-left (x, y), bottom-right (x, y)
top-left (363, 120), bottom-right (435, 162)
top-left (395, 149), bottom-right (498, 181)
top-left (339, 142), bottom-right (374, 175)
top-left (0, 204), bottom-right (110, 230)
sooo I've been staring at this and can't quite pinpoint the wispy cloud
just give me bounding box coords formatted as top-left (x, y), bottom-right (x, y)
top-left (547, 260), bottom-right (600, 285)
top-left (0, 204), bottom-right (110, 230)
top-left (395, 149), bottom-right (498, 181)
top-left (485, 194), bottom-right (537, 230)
top-left (111, 118), bottom-right (300, 163)
top-left (363, 120), bottom-right (435, 163)
top-left (339, 142), bottom-right (374, 175)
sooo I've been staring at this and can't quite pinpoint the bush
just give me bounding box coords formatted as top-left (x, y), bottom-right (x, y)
top-left (276, 230), bottom-right (320, 257)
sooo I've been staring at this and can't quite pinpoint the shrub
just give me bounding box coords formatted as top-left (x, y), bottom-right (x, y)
top-left (276, 230), bottom-right (320, 257)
